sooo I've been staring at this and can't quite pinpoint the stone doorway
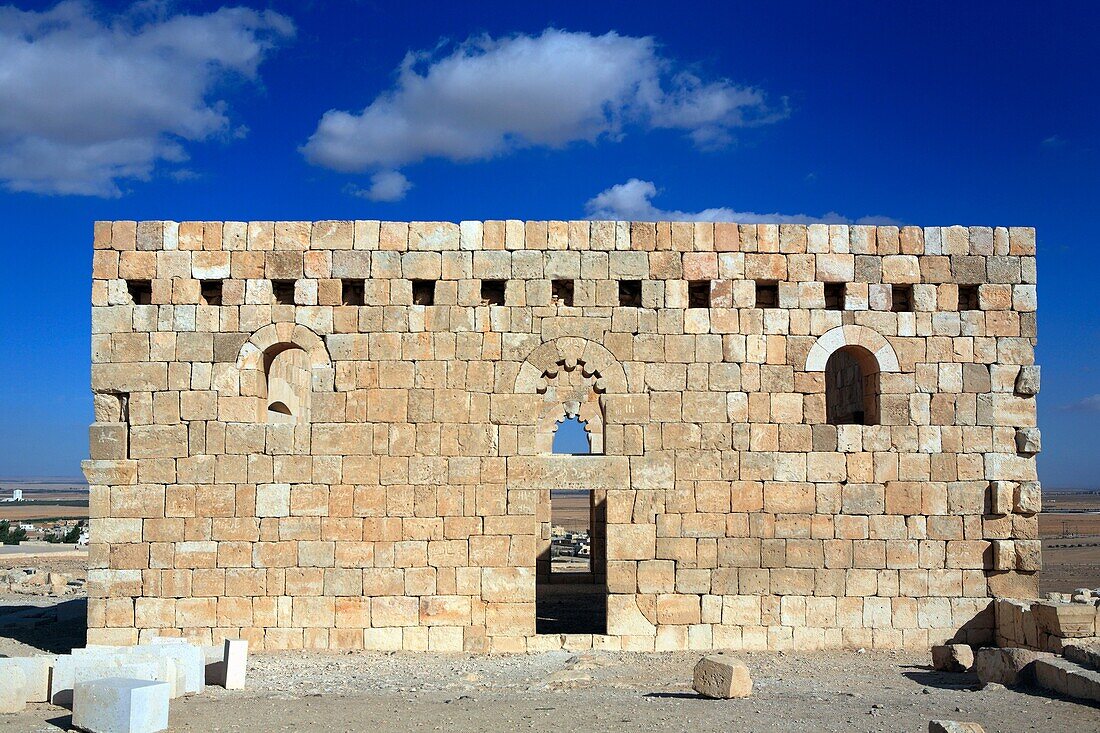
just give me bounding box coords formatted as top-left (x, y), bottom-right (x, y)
top-left (535, 488), bottom-right (607, 635)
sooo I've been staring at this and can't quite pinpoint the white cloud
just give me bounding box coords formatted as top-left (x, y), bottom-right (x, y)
top-left (348, 169), bottom-right (413, 202)
top-left (302, 29), bottom-right (785, 187)
top-left (0, 1), bottom-right (293, 196)
top-left (584, 178), bottom-right (899, 225)
top-left (1061, 394), bottom-right (1100, 412)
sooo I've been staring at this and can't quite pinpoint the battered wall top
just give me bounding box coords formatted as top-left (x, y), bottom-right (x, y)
top-left (92, 221), bottom-right (1036, 258)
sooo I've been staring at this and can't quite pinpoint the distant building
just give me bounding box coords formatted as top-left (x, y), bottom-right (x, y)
top-left (0, 489), bottom-right (22, 502)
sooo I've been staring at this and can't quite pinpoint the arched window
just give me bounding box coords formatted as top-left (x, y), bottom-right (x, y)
top-left (264, 345), bottom-right (311, 424)
top-left (825, 345), bottom-right (880, 425)
top-left (552, 416), bottom-right (592, 455)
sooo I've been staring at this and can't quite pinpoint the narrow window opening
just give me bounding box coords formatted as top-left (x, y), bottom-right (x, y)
top-left (411, 279), bottom-right (436, 305)
top-left (264, 345), bottom-right (311, 424)
top-left (200, 280), bottom-right (223, 306)
top-left (687, 280), bottom-right (711, 308)
top-left (958, 284), bottom-right (980, 311)
top-left (481, 279), bottom-right (506, 305)
top-left (825, 346), bottom-right (881, 426)
top-left (551, 279), bottom-right (574, 306)
top-left (755, 280), bottom-right (779, 308)
top-left (272, 280), bottom-right (296, 305)
top-left (892, 285), bottom-right (913, 312)
top-left (341, 279), bottom-right (365, 306)
top-left (824, 283), bottom-right (846, 310)
top-left (126, 280), bottom-right (152, 305)
top-left (618, 280), bottom-right (642, 307)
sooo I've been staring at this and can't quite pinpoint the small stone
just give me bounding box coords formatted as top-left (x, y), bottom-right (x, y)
top-left (692, 653), bottom-right (753, 699)
top-left (932, 644), bottom-right (975, 673)
top-left (930, 721), bottom-right (986, 733)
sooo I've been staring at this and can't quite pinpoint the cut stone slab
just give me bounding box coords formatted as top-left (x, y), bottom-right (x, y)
top-left (0, 666), bottom-right (26, 713)
top-left (1063, 642), bottom-right (1100, 672)
top-left (223, 639), bottom-right (248, 690)
top-left (930, 722), bottom-right (986, 733)
top-left (692, 653), bottom-right (752, 699)
top-left (72, 678), bottom-right (170, 733)
top-left (0, 655), bottom-right (55, 703)
top-left (52, 650), bottom-right (176, 707)
top-left (147, 639), bottom-right (204, 695)
top-left (931, 644), bottom-right (974, 673)
top-left (974, 647), bottom-right (1051, 687)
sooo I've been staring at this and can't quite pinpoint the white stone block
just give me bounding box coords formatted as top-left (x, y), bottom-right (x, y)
top-left (223, 639), bottom-right (248, 690)
top-left (148, 639), bottom-right (205, 695)
top-left (72, 678), bottom-right (170, 733)
top-left (0, 655), bottom-right (54, 703)
top-left (52, 650), bottom-right (176, 707)
top-left (0, 666), bottom-right (26, 713)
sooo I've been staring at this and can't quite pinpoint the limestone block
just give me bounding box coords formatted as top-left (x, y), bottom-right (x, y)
top-left (1033, 603), bottom-right (1096, 638)
top-left (89, 423), bottom-right (128, 460)
top-left (0, 667), bottom-right (26, 713)
top-left (148, 639), bottom-right (205, 695)
top-left (52, 649), bottom-right (176, 706)
top-left (692, 653), bottom-right (752, 698)
top-left (931, 644), bottom-right (974, 672)
top-left (1014, 365), bottom-right (1040, 395)
top-left (223, 639), bottom-right (248, 690)
top-left (991, 540), bottom-right (1015, 571)
top-left (72, 678), bottom-right (170, 733)
top-left (1015, 428), bottom-right (1041, 455)
top-left (974, 647), bottom-right (1050, 686)
top-left (1015, 540), bottom-right (1042, 572)
top-left (988, 481), bottom-right (1013, 515)
top-left (929, 722), bottom-right (985, 733)
top-left (1014, 481), bottom-right (1041, 514)
top-left (1063, 642), bottom-right (1100, 672)
top-left (0, 655), bottom-right (55, 702)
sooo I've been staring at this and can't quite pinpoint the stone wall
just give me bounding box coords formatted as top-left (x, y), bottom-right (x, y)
top-left (84, 220), bottom-right (1041, 652)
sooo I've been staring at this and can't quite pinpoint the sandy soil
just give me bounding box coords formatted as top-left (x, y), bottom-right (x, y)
top-left (3, 645), bottom-right (1097, 732)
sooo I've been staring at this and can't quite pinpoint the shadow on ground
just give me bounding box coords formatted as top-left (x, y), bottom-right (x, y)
top-left (0, 598), bottom-right (86, 653)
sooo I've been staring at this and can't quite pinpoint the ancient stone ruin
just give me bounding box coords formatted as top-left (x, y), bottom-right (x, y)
top-left (84, 220), bottom-right (1040, 652)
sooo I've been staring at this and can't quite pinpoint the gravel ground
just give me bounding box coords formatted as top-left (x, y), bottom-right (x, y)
top-left (3, 647), bottom-right (1097, 732)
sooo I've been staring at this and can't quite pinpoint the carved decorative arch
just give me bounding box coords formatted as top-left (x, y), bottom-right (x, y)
top-left (515, 337), bottom-right (626, 455)
top-left (235, 323), bottom-right (331, 372)
top-left (804, 325), bottom-right (900, 373)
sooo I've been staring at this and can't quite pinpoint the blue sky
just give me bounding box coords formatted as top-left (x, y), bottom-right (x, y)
top-left (0, 1), bottom-right (1097, 486)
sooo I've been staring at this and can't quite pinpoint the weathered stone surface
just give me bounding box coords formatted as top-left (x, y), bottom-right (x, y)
top-left (0, 666), bottom-right (26, 713)
top-left (974, 647), bottom-right (1050, 686)
top-left (931, 644), bottom-right (974, 672)
top-left (1014, 365), bottom-right (1040, 395)
top-left (1015, 427), bottom-right (1042, 455)
top-left (692, 653), bottom-right (753, 698)
top-left (72, 678), bottom-right (170, 733)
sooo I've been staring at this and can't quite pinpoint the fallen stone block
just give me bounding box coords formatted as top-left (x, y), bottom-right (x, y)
top-left (72, 678), bottom-right (170, 733)
top-left (1063, 643), bottom-right (1100, 672)
top-left (931, 644), bottom-right (974, 672)
top-left (0, 655), bottom-right (56, 702)
top-left (51, 650), bottom-right (176, 707)
top-left (930, 721), bottom-right (985, 733)
top-left (0, 666), bottom-right (26, 713)
top-left (974, 647), bottom-right (1051, 687)
top-left (223, 639), bottom-right (248, 690)
top-left (692, 653), bottom-right (752, 699)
